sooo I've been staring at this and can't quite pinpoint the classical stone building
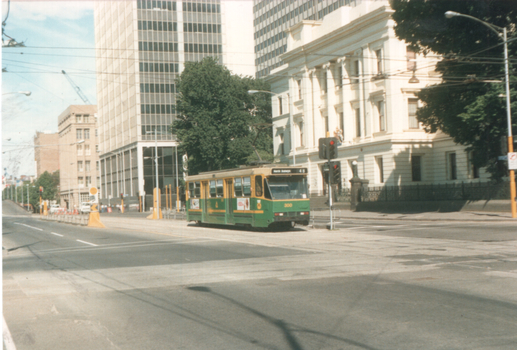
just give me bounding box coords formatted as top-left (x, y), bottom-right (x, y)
top-left (267, 1), bottom-right (488, 196)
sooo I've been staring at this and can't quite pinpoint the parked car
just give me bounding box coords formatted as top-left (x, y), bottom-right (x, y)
top-left (49, 204), bottom-right (63, 214)
top-left (79, 202), bottom-right (92, 214)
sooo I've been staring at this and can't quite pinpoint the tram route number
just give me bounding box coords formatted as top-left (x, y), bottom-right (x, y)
top-left (284, 203), bottom-right (293, 208)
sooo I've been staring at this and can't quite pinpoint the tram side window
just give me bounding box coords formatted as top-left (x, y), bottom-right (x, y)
top-left (216, 179), bottom-right (224, 197)
top-left (209, 180), bottom-right (217, 197)
top-left (255, 175), bottom-right (263, 196)
top-left (234, 177), bottom-right (242, 197)
top-left (243, 177), bottom-right (251, 196)
top-left (189, 181), bottom-right (200, 198)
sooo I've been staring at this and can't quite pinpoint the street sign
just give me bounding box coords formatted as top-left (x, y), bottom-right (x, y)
top-left (499, 156), bottom-right (508, 161)
top-left (508, 152), bottom-right (517, 170)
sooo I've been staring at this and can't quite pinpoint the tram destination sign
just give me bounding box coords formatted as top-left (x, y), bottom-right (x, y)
top-left (272, 168), bottom-right (307, 174)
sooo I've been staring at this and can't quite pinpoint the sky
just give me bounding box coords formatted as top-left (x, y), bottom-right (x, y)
top-left (2, 0), bottom-right (96, 178)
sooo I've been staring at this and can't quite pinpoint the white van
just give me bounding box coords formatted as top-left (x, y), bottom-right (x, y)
top-left (80, 202), bottom-right (92, 214)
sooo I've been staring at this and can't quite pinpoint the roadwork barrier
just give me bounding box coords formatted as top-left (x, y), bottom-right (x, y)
top-left (40, 213), bottom-right (89, 226)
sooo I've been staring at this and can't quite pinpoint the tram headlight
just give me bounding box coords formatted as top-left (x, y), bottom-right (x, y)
top-left (299, 211), bottom-right (309, 215)
top-left (274, 212), bottom-right (284, 216)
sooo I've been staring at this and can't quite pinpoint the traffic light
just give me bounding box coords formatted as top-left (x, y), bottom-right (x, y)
top-left (120, 193), bottom-right (124, 200)
top-left (329, 161), bottom-right (341, 184)
top-left (319, 137), bottom-right (339, 160)
top-left (327, 137), bottom-right (338, 159)
top-left (39, 186), bottom-right (43, 193)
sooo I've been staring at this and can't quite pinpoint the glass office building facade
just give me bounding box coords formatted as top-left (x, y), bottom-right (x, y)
top-left (94, 1), bottom-right (254, 208)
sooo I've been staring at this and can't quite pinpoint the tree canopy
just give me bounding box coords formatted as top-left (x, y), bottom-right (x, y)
top-left (391, 0), bottom-right (517, 178)
top-left (172, 57), bottom-right (272, 175)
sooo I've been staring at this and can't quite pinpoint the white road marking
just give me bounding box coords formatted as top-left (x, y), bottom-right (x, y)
top-left (14, 223), bottom-right (43, 231)
top-left (50, 232), bottom-right (64, 237)
top-left (3, 314), bottom-right (17, 350)
top-left (76, 240), bottom-right (98, 247)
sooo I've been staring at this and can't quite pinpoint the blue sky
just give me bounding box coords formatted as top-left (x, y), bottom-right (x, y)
top-left (2, 1), bottom-right (96, 178)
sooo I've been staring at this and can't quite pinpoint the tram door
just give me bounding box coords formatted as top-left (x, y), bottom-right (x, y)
top-left (202, 181), bottom-right (209, 221)
top-left (225, 179), bottom-right (234, 224)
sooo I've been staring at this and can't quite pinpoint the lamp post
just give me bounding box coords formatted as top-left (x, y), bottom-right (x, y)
top-left (445, 11), bottom-right (516, 218)
top-left (26, 184), bottom-right (29, 212)
top-left (147, 130), bottom-right (160, 219)
top-left (248, 89), bottom-right (295, 165)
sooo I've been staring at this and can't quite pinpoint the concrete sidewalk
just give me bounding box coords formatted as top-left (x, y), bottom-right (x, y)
top-left (311, 208), bottom-right (516, 222)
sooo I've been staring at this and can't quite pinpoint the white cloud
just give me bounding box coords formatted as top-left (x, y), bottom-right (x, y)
top-left (6, 1), bottom-right (93, 22)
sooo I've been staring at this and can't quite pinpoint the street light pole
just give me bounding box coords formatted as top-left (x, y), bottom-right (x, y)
top-left (445, 11), bottom-right (516, 218)
top-left (146, 130), bottom-right (160, 219)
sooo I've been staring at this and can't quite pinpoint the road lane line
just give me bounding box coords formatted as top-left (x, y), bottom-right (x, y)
top-left (76, 240), bottom-right (98, 247)
top-left (50, 232), bottom-right (64, 237)
top-left (14, 223), bottom-right (43, 231)
top-left (3, 314), bottom-right (17, 350)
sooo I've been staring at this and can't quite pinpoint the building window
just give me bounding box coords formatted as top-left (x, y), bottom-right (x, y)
top-left (468, 151), bottom-right (480, 179)
top-left (375, 49), bottom-right (383, 74)
top-left (77, 145), bottom-right (83, 156)
top-left (339, 112), bottom-right (344, 138)
top-left (355, 108), bottom-right (361, 137)
top-left (321, 71), bottom-right (327, 94)
top-left (84, 129), bottom-right (90, 139)
top-left (279, 132), bottom-right (285, 155)
top-left (76, 115), bottom-right (82, 123)
top-left (76, 129), bottom-right (82, 139)
top-left (447, 152), bottom-right (457, 180)
top-left (411, 155), bottom-right (422, 181)
top-left (407, 47), bottom-right (417, 71)
top-left (377, 101), bottom-right (385, 132)
top-left (83, 115), bottom-right (89, 123)
top-left (278, 96), bottom-right (283, 115)
top-left (85, 161), bottom-right (91, 172)
top-left (336, 65), bottom-right (342, 88)
top-left (298, 121), bottom-right (304, 147)
top-left (375, 156), bottom-right (384, 183)
top-left (86, 176), bottom-right (91, 187)
top-left (95, 129), bottom-right (98, 137)
top-left (324, 116), bottom-right (329, 136)
top-left (296, 79), bottom-right (302, 99)
top-left (408, 98), bottom-right (419, 129)
top-left (78, 177), bottom-right (84, 188)
top-left (85, 145), bottom-right (91, 156)
top-left (78, 161), bottom-right (83, 172)
top-left (352, 60), bottom-right (360, 83)
top-left (96, 145), bottom-right (99, 153)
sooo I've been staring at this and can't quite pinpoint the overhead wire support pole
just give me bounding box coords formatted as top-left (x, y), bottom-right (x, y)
top-left (445, 11), bottom-right (516, 219)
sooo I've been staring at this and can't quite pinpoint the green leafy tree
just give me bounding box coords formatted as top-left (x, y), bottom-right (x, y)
top-left (172, 57), bottom-right (272, 175)
top-left (391, 0), bottom-right (517, 179)
top-left (29, 171), bottom-right (60, 210)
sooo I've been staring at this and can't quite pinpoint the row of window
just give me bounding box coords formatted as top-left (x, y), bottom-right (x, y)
top-left (256, 45), bottom-right (287, 65)
top-left (77, 144), bottom-right (92, 156)
top-left (182, 2), bottom-right (220, 14)
top-left (137, 0), bottom-right (176, 11)
top-left (184, 43), bottom-right (222, 54)
top-left (77, 176), bottom-right (93, 188)
top-left (140, 83), bottom-right (176, 94)
top-left (138, 20), bottom-right (177, 32)
top-left (188, 177), bottom-right (257, 199)
top-left (75, 114), bottom-right (91, 123)
top-left (140, 104), bottom-right (177, 114)
top-left (76, 129), bottom-right (91, 140)
top-left (77, 161), bottom-right (92, 172)
top-left (255, 32), bottom-right (287, 53)
top-left (138, 41), bottom-right (179, 52)
top-left (183, 23), bottom-right (221, 34)
top-left (139, 62), bottom-right (180, 73)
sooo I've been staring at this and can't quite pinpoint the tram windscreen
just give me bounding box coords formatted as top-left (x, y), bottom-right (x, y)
top-left (265, 176), bottom-right (308, 200)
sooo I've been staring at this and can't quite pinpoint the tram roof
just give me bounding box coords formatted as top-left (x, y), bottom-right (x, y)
top-left (186, 164), bottom-right (307, 181)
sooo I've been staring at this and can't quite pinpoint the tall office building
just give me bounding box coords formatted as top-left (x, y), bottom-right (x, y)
top-left (94, 1), bottom-right (254, 208)
top-left (253, 0), bottom-right (355, 78)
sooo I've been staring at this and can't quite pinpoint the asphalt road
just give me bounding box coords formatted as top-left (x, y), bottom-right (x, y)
top-left (3, 200), bottom-right (517, 349)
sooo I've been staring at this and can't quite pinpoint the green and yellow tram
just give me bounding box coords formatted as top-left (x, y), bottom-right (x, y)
top-left (185, 165), bottom-right (310, 229)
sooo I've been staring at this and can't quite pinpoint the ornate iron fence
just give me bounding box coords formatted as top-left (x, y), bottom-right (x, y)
top-left (337, 181), bottom-right (511, 202)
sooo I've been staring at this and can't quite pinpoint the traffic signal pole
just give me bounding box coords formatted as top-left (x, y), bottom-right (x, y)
top-left (328, 158), bottom-right (333, 230)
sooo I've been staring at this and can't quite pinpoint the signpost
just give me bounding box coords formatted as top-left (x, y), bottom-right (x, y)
top-left (509, 152), bottom-right (517, 170)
